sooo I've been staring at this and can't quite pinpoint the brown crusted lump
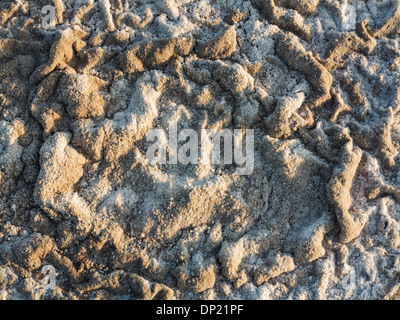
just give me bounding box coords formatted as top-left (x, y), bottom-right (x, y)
top-left (196, 26), bottom-right (237, 60)
top-left (120, 36), bottom-right (195, 73)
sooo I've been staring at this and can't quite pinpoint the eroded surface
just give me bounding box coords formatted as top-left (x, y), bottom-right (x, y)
top-left (1, 0), bottom-right (400, 299)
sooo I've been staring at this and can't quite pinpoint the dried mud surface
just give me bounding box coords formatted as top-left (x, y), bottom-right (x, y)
top-left (1, 0), bottom-right (400, 300)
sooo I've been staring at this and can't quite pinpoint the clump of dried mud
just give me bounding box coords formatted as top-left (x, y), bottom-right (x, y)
top-left (1, 0), bottom-right (400, 300)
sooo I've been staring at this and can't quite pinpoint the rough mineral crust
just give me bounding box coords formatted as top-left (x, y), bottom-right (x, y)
top-left (0, 0), bottom-right (400, 300)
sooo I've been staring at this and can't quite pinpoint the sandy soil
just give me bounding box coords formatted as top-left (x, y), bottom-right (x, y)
top-left (1, 0), bottom-right (400, 300)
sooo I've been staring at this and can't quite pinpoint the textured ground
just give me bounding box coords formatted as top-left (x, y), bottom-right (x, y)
top-left (1, 0), bottom-right (400, 300)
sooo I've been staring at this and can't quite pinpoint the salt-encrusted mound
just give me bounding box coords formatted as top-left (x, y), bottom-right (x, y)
top-left (0, 0), bottom-right (400, 300)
